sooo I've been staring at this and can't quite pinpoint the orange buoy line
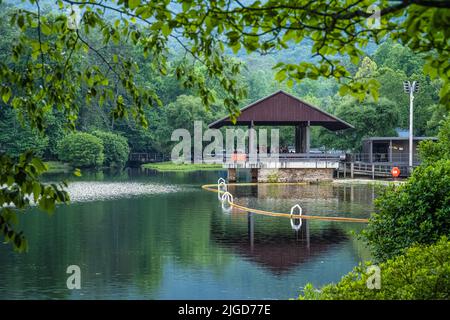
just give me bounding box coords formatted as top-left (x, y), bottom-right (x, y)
top-left (201, 183), bottom-right (369, 223)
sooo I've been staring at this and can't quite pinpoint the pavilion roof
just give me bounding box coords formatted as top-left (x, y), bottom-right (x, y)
top-left (209, 90), bottom-right (353, 131)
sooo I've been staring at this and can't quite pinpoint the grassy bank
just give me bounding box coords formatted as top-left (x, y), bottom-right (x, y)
top-left (142, 162), bottom-right (224, 172)
top-left (44, 161), bottom-right (72, 173)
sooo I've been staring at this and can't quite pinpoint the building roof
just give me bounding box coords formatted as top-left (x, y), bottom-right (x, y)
top-left (363, 137), bottom-right (438, 142)
top-left (208, 90), bottom-right (354, 131)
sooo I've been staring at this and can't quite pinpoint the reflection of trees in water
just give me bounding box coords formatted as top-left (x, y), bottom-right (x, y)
top-left (0, 191), bottom-right (233, 298)
top-left (0, 177), bottom-right (376, 297)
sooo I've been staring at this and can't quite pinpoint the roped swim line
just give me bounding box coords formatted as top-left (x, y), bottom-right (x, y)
top-left (201, 179), bottom-right (369, 223)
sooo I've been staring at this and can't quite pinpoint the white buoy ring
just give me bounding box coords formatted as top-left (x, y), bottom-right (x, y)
top-left (217, 180), bottom-right (228, 200)
top-left (221, 192), bottom-right (234, 212)
top-left (290, 204), bottom-right (303, 231)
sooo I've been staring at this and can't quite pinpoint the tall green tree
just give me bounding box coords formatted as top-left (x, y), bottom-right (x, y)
top-left (0, 108), bottom-right (48, 157)
top-left (316, 97), bottom-right (399, 151)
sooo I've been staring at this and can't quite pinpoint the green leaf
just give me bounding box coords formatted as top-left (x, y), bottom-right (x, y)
top-left (2, 87), bottom-right (11, 104)
top-left (41, 23), bottom-right (52, 36)
top-left (31, 157), bottom-right (47, 173)
top-left (32, 183), bottom-right (42, 201)
top-left (274, 69), bottom-right (287, 82)
top-left (182, 1), bottom-right (192, 12)
top-left (287, 78), bottom-right (294, 88)
top-left (73, 168), bottom-right (82, 177)
top-left (129, 0), bottom-right (140, 10)
top-left (339, 85), bottom-right (349, 96)
top-left (17, 15), bottom-right (24, 29)
top-left (161, 24), bottom-right (171, 36)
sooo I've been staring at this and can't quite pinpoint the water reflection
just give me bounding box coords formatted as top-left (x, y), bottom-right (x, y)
top-left (212, 212), bottom-right (349, 275)
top-left (0, 169), bottom-right (374, 299)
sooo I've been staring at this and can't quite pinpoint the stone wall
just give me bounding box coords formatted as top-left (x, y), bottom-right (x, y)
top-left (257, 168), bottom-right (334, 183)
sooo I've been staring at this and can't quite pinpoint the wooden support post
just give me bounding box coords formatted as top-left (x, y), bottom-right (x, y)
top-left (228, 168), bottom-right (237, 182)
top-left (372, 164), bottom-right (375, 180)
top-left (248, 212), bottom-right (254, 251)
top-left (343, 163), bottom-right (347, 178)
top-left (389, 139), bottom-right (393, 163)
top-left (251, 168), bottom-right (258, 183)
top-left (248, 121), bottom-right (256, 164)
top-left (350, 162), bottom-right (354, 179)
top-left (305, 219), bottom-right (310, 250)
top-left (306, 121), bottom-right (310, 154)
top-left (295, 123), bottom-right (308, 153)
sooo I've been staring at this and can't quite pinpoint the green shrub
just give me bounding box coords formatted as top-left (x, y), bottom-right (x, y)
top-left (92, 130), bottom-right (129, 167)
top-left (419, 117), bottom-right (450, 163)
top-left (298, 237), bottom-right (450, 300)
top-left (57, 132), bottom-right (104, 168)
top-left (361, 159), bottom-right (450, 261)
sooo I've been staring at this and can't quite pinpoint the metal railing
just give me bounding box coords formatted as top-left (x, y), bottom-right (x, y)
top-left (350, 152), bottom-right (421, 164)
top-left (204, 152), bottom-right (344, 164)
top-left (129, 153), bottom-right (170, 163)
top-left (337, 162), bottom-right (411, 178)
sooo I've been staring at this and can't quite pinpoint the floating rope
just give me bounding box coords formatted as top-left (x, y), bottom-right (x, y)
top-left (201, 182), bottom-right (369, 223)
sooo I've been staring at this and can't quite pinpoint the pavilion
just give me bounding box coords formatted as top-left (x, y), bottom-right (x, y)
top-left (208, 90), bottom-right (353, 182)
top-left (209, 90), bottom-right (353, 154)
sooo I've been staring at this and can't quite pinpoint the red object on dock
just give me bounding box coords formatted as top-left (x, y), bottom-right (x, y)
top-left (231, 153), bottom-right (247, 162)
top-left (391, 167), bottom-right (400, 178)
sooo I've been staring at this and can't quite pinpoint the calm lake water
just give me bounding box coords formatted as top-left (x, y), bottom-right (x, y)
top-left (0, 169), bottom-right (377, 299)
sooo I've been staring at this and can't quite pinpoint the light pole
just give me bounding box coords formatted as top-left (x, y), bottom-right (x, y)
top-left (403, 80), bottom-right (419, 172)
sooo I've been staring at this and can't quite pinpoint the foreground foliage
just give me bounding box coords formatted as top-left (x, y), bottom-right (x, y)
top-left (362, 159), bottom-right (450, 261)
top-left (0, 152), bottom-right (69, 252)
top-left (299, 237), bottom-right (450, 300)
top-left (302, 121), bottom-right (450, 299)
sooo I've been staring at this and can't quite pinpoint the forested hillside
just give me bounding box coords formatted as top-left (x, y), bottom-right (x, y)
top-left (0, 2), bottom-right (445, 163)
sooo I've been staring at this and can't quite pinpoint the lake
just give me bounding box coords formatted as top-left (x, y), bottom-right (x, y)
top-left (0, 169), bottom-right (377, 299)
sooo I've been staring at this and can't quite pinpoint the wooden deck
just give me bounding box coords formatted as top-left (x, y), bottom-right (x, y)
top-left (128, 153), bottom-right (170, 166)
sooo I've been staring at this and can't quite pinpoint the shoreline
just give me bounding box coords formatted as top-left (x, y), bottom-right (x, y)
top-left (332, 178), bottom-right (404, 185)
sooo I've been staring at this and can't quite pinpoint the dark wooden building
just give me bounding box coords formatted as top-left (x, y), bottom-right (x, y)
top-left (360, 137), bottom-right (437, 165)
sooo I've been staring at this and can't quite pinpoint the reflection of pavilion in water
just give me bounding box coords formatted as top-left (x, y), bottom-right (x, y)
top-left (212, 184), bottom-right (374, 274)
top-left (211, 213), bottom-right (349, 274)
